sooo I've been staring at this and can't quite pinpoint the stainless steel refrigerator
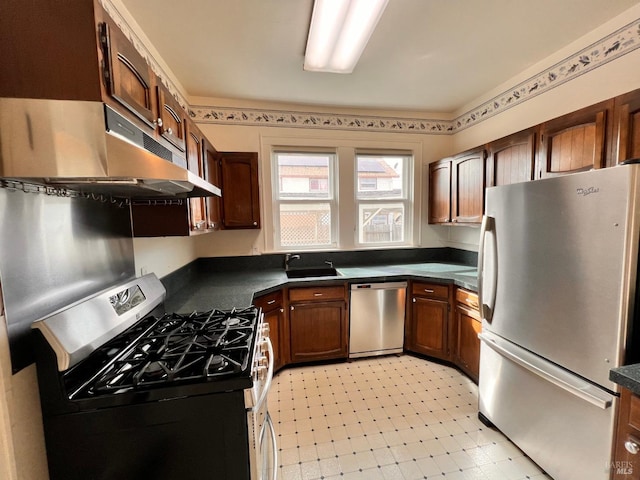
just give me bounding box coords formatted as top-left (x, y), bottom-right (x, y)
top-left (478, 164), bottom-right (640, 479)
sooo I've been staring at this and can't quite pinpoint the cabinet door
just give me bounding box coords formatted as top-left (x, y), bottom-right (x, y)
top-left (204, 142), bottom-right (222, 231)
top-left (254, 291), bottom-right (285, 371)
top-left (454, 305), bottom-right (481, 383)
top-left (451, 149), bottom-right (485, 223)
top-left (409, 296), bottom-right (449, 360)
top-left (156, 83), bottom-right (186, 152)
top-left (185, 119), bottom-right (205, 177)
top-left (99, 21), bottom-right (156, 128)
top-left (289, 301), bottom-right (347, 362)
top-left (428, 160), bottom-right (451, 224)
top-left (537, 100), bottom-right (613, 178)
top-left (613, 89), bottom-right (640, 165)
top-left (219, 152), bottom-right (261, 229)
top-left (486, 129), bottom-right (535, 187)
top-left (184, 120), bottom-right (207, 232)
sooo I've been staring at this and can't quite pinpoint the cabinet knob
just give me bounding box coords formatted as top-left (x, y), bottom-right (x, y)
top-left (280, 308), bottom-right (284, 313)
top-left (290, 306), bottom-right (294, 311)
top-left (412, 298), bottom-right (416, 303)
top-left (156, 118), bottom-right (163, 127)
top-left (253, 221), bottom-right (258, 226)
top-left (625, 439), bottom-right (640, 455)
top-left (165, 127), bottom-right (173, 135)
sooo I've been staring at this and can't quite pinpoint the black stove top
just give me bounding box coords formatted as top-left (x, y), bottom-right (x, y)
top-left (65, 307), bottom-right (260, 400)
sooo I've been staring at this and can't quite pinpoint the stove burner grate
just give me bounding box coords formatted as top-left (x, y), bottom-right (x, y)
top-left (81, 307), bottom-right (259, 396)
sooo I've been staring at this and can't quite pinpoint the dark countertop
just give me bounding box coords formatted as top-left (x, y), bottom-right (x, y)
top-left (610, 364), bottom-right (640, 396)
top-left (164, 262), bottom-right (478, 313)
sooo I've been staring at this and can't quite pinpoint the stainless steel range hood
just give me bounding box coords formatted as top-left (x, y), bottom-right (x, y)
top-left (0, 98), bottom-right (221, 198)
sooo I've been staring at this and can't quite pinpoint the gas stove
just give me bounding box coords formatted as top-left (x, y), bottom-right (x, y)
top-left (72, 308), bottom-right (259, 398)
top-left (31, 274), bottom-right (276, 480)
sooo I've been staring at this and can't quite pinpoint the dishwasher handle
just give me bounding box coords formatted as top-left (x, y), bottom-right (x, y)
top-left (351, 282), bottom-right (407, 291)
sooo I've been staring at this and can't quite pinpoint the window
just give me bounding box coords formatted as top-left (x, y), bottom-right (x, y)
top-left (273, 151), bottom-right (336, 249)
top-left (356, 153), bottom-right (412, 246)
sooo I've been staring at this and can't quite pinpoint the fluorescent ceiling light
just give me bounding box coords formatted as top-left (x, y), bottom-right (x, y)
top-left (304, 0), bottom-right (389, 74)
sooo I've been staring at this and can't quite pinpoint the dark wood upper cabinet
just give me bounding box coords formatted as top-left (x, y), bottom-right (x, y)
top-left (428, 159), bottom-right (452, 224)
top-left (156, 83), bottom-right (187, 152)
top-left (219, 152), bottom-right (261, 229)
top-left (0, 0), bottom-right (104, 101)
top-left (204, 140), bottom-right (222, 231)
top-left (428, 149), bottom-right (484, 225)
top-left (184, 118), bottom-right (205, 178)
top-left (537, 100), bottom-right (613, 178)
top-left (451, 148), bottom-right (486, 224)
top-left (99, 21), bottom-right (156, 129)
top-left (486, 129), bottom-right (536, 187)
top-left (613, 89), bottom-right (640, 165)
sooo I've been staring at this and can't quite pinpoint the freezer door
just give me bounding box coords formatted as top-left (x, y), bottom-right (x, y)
top-left (479, 332), bottom-right (617, 480)
top-left (479, 165), bottom-right (640, 390)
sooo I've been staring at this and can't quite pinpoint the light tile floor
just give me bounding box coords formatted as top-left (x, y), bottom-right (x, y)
top-left (267, 354), bottom-right (553, 480)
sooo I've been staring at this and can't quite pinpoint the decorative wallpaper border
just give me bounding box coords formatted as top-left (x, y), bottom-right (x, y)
top-left (189, 107), bottom-right (453, 135)
top-left (104, 0), bottom-right (639, 135)
top-left (454, 17), bottom-right (640, 132)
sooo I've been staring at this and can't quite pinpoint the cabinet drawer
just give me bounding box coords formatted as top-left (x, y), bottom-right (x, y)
top-left (411, 282), bottom-right (449, 299)
top-left (254, 290), bottom-right (283, 312)
top-left (456, 288), bottom-right (479, 311)
top-left (289, 286), bottom-right (345, 303)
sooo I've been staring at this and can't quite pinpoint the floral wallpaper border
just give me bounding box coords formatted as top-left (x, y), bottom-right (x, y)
top-left (104, 0), bottom-right (639, 135)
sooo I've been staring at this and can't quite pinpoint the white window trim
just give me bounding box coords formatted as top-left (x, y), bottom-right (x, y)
top-left (271, 149), bottom-right (339, 251)
top-left (260, 134), bottom-right (423, 253)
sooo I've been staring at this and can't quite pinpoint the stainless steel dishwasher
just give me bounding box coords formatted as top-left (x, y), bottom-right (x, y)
top-left (349, 282), bottom-right (407, 358)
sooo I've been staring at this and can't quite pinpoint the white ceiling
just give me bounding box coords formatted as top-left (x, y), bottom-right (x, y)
top-left (120, 0), bottom-right (638, 113)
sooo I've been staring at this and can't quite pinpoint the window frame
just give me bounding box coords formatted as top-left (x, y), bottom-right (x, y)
top-left (354, 151), bottom-right (413, 247)
top-left (272, 149), bottom-right (339, 251)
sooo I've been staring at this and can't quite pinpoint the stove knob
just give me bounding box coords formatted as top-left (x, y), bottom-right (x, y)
top-left (258, 355), bottom-right (268, 368)
top-left (261, 323), bottom-right (270, 336)
top-left (260, 341), bottom-right (269, 354)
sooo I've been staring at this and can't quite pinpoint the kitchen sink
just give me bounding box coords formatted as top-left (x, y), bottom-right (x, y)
top-left (285, 267), bottom-right (339, 279)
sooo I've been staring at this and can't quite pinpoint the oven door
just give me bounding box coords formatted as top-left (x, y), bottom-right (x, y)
top-left (247, 336), bottom-right (277, 480)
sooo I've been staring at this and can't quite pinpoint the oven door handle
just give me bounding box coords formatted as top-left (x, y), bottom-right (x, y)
top-left (253, 336), bottom-right (274, 413)
top-left (266, 413), bottom-right (278, 480)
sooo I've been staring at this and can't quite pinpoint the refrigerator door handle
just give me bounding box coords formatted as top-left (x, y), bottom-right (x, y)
top-left (478, 215), bottom-right (496, 322)
top-left (479, 332), bottom-right (613, 410)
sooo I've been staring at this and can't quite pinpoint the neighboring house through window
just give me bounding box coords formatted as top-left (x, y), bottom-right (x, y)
top-left (356, 153), bottom-right (412, 246)
top-left (273, 151), bottom-right (336, 249)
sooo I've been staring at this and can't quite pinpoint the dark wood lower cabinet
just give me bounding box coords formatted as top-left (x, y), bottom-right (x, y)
top-left (253, 290), bottom-right (285, 371)
top-left (453, 288), bottom-right (481, 383)
top-left (289, 301), bottom-right (347, 363)
top-left (409, 296), bottom-right (449, 360)
top-left (612, 388), bottom-right (640, 479)
top-left (405, 284), bottom-right (481, 383)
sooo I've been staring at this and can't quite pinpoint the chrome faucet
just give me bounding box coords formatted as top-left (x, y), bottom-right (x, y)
top-left (284, 254), bottom-right (300, 270)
